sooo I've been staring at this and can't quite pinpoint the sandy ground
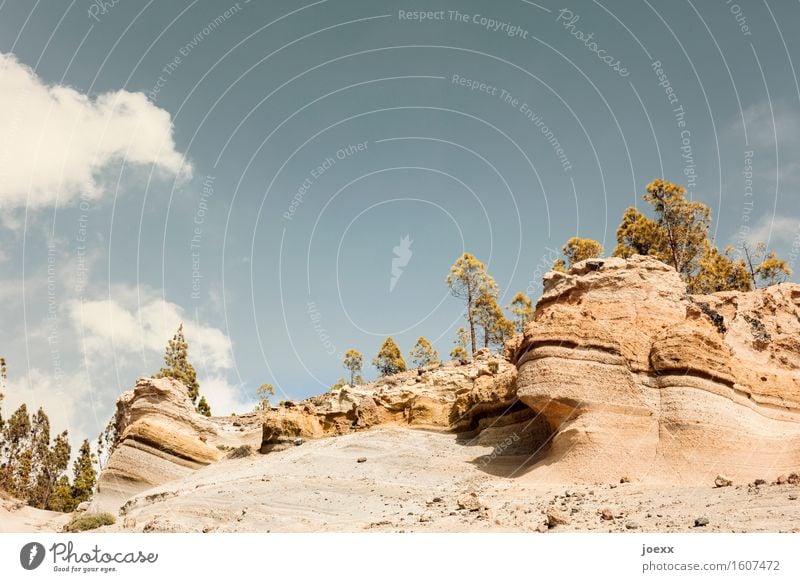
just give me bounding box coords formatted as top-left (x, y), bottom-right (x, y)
top-left (88, 427), bottom-right (800, 533)
top-left (0, 494), bottom-right (72, 533)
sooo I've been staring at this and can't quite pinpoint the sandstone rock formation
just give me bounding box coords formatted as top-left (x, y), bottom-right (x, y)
top-left (95, 377), bottom-right (261, 510)
top-left (97, 353), bottom-right (522, 508)
top-left (510, 255), bottom-right (800, 484)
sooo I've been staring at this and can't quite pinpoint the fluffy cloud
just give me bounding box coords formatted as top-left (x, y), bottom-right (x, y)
top-left (68, 297), bottom-right (233, 371)
top-left (198, 375), bottom-right (256, 416)
top-left (743, 214), bottom-right (800, 248)
top-left (0, 52), bottom-right (190, 209)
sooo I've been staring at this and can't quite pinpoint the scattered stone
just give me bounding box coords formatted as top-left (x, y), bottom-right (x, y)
top-left (753, 479), bottom-right (766, 486)
top-left (418, 514), bottom-right (432, 523)
top-left (694, 517), bottom-right (709, 527)
top-left (625, 522), bottom-right (640, 530)
top-left (776, 475), bottom-right (788, 485)
top-left (75, 501), bottom-right (90, 513)
top-left (536, 523), bottom-right (549, 533)
top-left (457, 492), bottom-right (485, 512)
top-left (715, 475), bottom-right (733, 488)
top-left (787, 473), bottom-right (800, 485)
top-left (546, 507), bottom-right (570, 528)
top-left (356, 457), bottom-right (367, 463)
top-left (620, 476), bottom-right (631, 484)
top-left (600, 508), bottom-right (614, 521)
top-left (789, 495), bottom-right (798, 501)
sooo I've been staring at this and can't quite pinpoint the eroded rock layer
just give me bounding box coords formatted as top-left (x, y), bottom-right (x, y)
top-left (510, 255), bottom-right (800, 484)
top-left (95, 377), bottom-right (261, 509)
top-left (98, 354), bottom-right (519, 506)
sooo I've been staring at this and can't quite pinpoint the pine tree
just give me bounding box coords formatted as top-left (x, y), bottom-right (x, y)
top-left (446, 253), bottom-right (497, 356)
top-left (450, 327), bottom-right (470, 361)
top-left (0, 356), bottom-right (7, 434)
top-left (742, 242), bottom-right (792, 287)
top-left (409, 337), bottom-right (439, 368)
top-left (330, 378), bottom-right (348, 391)
top-left (372, 337), bottom-right (406, 376)
top-left (71, 439), bottom-right (97, 505)
top-left (256, 383), bottom-right (275, 411)
top-left (614, 180), bottom-right (709, 279)
top-left (32, 430), bottom-right (70, 510)
top-left (196, 396), bottom-right (211, 417)
top-left (343, 349), bottom-right (364, 386)
top-left (1, 404), bottom-right (31, 493)
top-left (554, 237), bottom-right (604, 271)
top-left (154, 324), bottom-right (202, 406)
top-left (47, 475), bottom-right (76, 512)
top-left (474, 294), bottom-right (515, 350)
top-left (689, 244), bottom-right (751, 294)
top-left (508, 292), bottom-right (534, 333)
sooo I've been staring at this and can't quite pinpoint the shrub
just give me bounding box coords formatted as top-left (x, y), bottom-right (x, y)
top-left (487, 361), bottom-right (499, 374)
top-left (64, 512), bottom-right (116, 532)
top-left (229, 445), bottom-right (252, 459)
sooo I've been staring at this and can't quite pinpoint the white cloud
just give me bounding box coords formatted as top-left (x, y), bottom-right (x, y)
top-left (743, 214), bottom-right (800, 248)
top-left (2, 368), bottom-right (99, 451)
top-left (68, 297), bottom-right (233, 371)
top-left (0, 52), bottom-right (190, 209)
top-left (198, 375), bottom-right (256, 416)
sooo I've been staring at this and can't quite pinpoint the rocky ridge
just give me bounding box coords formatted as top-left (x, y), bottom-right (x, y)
top-left (509, 255), bottom-right (800, 484)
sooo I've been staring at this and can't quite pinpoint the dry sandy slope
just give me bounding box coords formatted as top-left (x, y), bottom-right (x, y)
top-left (0, 494), bottom-right (71, 533)
top-left (109, 427), bottom-right (800, 533)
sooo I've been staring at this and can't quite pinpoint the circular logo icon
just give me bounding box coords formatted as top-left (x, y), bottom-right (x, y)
top-left (20, 542), bottom-right (46, 570)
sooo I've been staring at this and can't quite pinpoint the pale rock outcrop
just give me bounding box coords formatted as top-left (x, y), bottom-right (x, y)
top-left (511, 255), bottom-right (800, 484)
top-left (95, 377), bottom-right (261, 509)
top-left (97, 354), bottom-right (521, 508)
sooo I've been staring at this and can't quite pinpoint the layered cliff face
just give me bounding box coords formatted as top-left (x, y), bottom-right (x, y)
top-left (95, 377), bottom-right (262, 510)
top-left (509, 255), bottom-right (800, 484)
top-left (97, 353), bottom-right (522, 507)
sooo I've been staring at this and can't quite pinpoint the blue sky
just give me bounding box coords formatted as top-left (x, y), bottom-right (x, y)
top-left (1, 0), bottom-right (799, 447)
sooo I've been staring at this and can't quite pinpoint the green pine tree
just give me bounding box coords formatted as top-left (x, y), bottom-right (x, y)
top-left (1, 404), bottom-right (31, 493)
top-left (196, 396), bottom-right (211, 417)
top-left (47, 475), bottom-right (76, 512)
top-left (343, 349), bottom-right (364, 386)
top-left (71, 439), bottom-right (97, 505)
top-left (372, 337), bottom-right (407, 376)
top-left (154, 324), bottom-right (202, 407)
top-left (409, 337), bottom-right (439, 368)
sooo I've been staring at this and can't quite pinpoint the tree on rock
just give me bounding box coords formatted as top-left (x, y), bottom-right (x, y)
top-left (196, 396), bottom-right (211, 417)
top-left (446, 253), bottom-right (497, 356)
top-left (373, 337), bottom-right (406, 376)
top-left (154, 324), bottom-right (205, 411)
top-left (553, 237), bottom-right (604, 271)
top-left (71, 439), bottom-right (97, 505)
top-left (450, 327), bottom-right (470, 361)
top-left (742, 242), bottom-right (792, 287)
top-left (689, 243), bottom-right (751, 294)
top-left (508, 292), bottom-right (534, 333)
top-left (474, 293), bottom-right (514, 350)
top-left (409, 337), bottom-right (439, 368)
top-left (256, 383), bottom-right (275, 411)
top-left (614, 179), bottom-right (709, 279)
top-left (343, 349), bottom-right (364, 386)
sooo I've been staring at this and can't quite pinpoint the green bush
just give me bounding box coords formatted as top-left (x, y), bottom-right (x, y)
top-left (64, 512), bottom-right (116, 532)
top-left (229, 445), bottom-right (252, 459)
